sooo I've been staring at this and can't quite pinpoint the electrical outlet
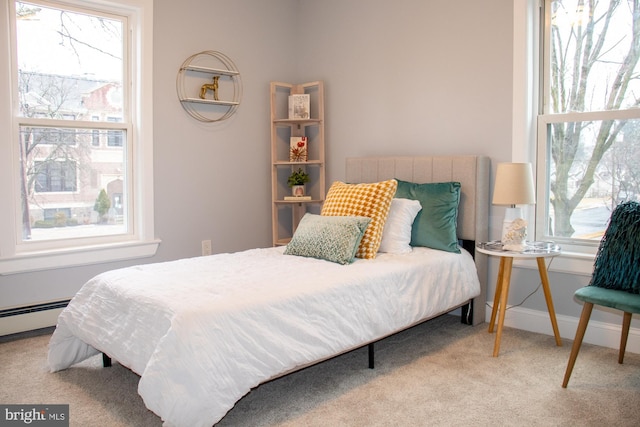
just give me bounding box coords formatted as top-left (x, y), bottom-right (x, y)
top-left (201, 239), bottom-right (212, 256)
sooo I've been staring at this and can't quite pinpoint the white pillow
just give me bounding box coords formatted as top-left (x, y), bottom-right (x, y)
top-left (378, 198), bottom-right (422, 254)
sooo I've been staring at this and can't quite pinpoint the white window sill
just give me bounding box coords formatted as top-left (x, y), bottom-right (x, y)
top-left (0, 239), bottom-right (161, 275)
top-left (513, 250), bottom-right (595, 277)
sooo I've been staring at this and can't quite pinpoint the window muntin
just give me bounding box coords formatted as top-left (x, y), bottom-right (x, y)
top-left (538, 0), bottom-right (640, 249)
top-left (14, 1), bottom-right (129, 244)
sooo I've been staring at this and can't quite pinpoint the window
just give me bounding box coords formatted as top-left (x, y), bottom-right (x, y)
top-left (0, 0), bottom-right (157, 274)
top-left (92, 129), bottom-right (100, 146)
top-left (107, 117), bottom-right (123, 147)
top-left (537, 0), bottom-right (640, 261)
top-left (91, 116), bottom-right (100, 146)
top-left (34, 160), bottom-right (77, 193)
top-left (44, 208), bottom-right (71, 221)
top-left (15, 2), bottom-right (127, 241)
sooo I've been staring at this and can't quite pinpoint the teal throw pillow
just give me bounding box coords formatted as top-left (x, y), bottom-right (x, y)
top-left (589, 201), bottom-right (640, 294)
top-left (284, 213), bottom-right (371, 265)
top-left (394, 180), bottom-right (461, 253)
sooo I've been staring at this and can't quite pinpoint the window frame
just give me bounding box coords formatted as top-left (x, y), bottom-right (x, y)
top-left (535, 109), bottom-right (640, 275)
top-left (513, 0), bottom-right (640, 275)
top-left (0, 0), bottom-right (158, 275)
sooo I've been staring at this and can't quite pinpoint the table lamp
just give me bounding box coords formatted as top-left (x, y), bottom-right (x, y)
top-left (492, 162), bottom-right (536, 250)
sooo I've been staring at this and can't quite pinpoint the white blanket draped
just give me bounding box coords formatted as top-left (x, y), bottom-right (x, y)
top-left (48, 246), bottom-right (479, 427)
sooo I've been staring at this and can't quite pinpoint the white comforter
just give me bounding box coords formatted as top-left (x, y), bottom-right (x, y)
top-left (48, 246), bottom-right (480, 427)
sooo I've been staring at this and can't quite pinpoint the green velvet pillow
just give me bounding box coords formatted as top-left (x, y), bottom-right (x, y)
top-left (284, 213), bottom-right (371, 265)
top-left (394, 180), bottom-right (461, 253)
top-left (589, 201), bottom-right (640, 294)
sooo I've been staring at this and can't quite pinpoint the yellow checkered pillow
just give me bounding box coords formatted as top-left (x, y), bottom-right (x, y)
top-left (321, 179), bottom-right (398, 259)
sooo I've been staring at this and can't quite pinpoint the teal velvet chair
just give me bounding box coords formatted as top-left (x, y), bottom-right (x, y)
top-left (562, 201), bottom-right (640, 388)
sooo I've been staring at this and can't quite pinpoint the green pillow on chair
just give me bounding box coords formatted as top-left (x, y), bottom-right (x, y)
top-left (589, 201), bottom-right (640, 294)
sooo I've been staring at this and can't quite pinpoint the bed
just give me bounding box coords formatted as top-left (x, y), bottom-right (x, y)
top-left (48, 155), bottom-right (490, 427)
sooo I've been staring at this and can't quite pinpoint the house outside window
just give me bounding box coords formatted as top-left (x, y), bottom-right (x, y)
top-left (0, 0), bottom-right (157, 274)
top-left (536, 0), bottom-right (640, 258)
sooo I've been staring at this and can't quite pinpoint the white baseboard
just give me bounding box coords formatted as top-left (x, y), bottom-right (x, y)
top-left (0, 308), bottom-right (63, 336)
top-left (486, 304), bottom-right (640, 354)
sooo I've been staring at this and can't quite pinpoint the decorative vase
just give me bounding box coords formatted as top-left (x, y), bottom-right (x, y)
top-left (501, 216), bottom-right (528, 251)
top-left (291, 185), bottom-right (305, 197)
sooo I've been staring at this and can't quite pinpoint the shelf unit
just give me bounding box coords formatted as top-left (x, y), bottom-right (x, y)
top-left (176, 51), bottom-right (242, 122)
top-left (271, 81), bottom-right (325, 246)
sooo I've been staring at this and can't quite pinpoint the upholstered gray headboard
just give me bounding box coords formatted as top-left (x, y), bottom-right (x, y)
top-left (345, 156), bottom-right (490, 325)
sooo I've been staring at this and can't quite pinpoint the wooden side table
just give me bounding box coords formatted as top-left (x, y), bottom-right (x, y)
top-left (476, 241), bottom-right (563, 357)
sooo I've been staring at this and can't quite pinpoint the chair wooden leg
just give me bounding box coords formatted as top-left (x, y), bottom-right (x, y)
top-left (562, 302), bottom-right (594, 388)
top-left (619, 311), bottom-right (632, 364)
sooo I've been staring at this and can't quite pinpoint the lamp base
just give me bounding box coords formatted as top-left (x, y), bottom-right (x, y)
top-left (501, 207), bottom-right (527, 251)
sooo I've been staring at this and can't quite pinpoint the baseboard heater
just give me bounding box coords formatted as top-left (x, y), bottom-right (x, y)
top-left (0, 300), bottom-right (69, 336)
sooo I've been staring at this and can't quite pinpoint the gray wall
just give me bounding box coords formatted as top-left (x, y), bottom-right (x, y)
top-left (1, 0), bottom-right (298, 306)
top-left (1, 0), bottom-right (630, 336)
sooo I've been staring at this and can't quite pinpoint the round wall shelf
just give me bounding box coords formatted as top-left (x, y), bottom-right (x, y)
top-left (176, 50), bottom-right (242, 122)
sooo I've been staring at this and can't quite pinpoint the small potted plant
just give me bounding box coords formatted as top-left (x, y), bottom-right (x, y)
top-left (287, 168), bottom-right (310, 197)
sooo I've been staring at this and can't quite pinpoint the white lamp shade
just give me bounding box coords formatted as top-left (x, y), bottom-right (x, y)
top-left (492, 162), bottom-right (536, 206)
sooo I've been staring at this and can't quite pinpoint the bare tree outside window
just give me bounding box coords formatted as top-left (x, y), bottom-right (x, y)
top-left (543, 0), bottom-right (640, 240)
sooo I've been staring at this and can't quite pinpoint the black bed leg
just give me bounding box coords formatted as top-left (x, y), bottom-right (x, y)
top-left (368, 343), bottom-right (374, 369)
top-left (461, 300), bottom-right (474, 325)
top-left (102, 353), bottom-right (112, 367)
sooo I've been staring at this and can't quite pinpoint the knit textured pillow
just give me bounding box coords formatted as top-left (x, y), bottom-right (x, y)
top-left (321, 179), bottom-right (398, 259)
top-left (284, 214), bottom-right (371, 265)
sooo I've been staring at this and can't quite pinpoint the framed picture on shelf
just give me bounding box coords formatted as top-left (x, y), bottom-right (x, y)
top-left (289, 136), bottom-right (308, 162)
top-left (288, 94), bottom-right (310, 119)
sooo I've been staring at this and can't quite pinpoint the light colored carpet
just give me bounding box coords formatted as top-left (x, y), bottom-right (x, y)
top-left (1, 314), bottom-right (638, 426)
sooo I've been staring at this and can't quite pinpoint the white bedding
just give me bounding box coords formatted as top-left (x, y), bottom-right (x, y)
top-left (48, 246), bottom-right (480, 427)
